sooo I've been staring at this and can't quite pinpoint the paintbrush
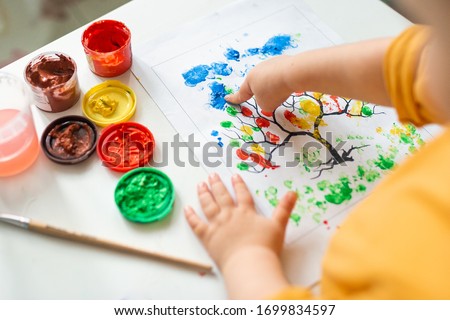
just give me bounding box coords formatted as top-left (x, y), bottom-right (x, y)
top-left (0, 213), bottom-right (212, 273)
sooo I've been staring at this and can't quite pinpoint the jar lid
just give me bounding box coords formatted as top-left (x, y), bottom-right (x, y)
top-left (97, 121), bottom-right (155, 172)
top-left (41, 115), bottom-right (97, 164)
top-left (114, 168), bottom-right (175, 223)
top-left (82, 80), bottom-right (136, 127)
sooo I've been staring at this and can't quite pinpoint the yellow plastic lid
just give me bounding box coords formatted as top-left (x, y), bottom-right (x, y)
top-left (82, 80), bottom-right (136, 127)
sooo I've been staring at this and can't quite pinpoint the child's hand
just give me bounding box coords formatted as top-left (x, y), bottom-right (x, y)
top-left (225, 55), bottom-right (294, 112)
top-left (184, 173), bottom-right (297, 299)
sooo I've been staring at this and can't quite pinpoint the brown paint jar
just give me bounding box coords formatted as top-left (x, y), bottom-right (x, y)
top-left (24, 52), bottom-right (80, 113)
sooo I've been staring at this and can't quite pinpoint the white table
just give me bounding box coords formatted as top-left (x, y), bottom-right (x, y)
top-left (0, 0), bottom-right (410, 299)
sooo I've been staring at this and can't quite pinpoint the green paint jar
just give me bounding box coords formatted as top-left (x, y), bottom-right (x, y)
top-left (114, 168), bottom-right (175, 223)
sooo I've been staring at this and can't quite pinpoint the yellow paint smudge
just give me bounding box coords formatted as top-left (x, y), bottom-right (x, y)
top-left (350, 100), bottom-right (362, 115)
top-left (240, 125), bottom-right (253, 135)
top-left (300, 99), bottom-right (320, 116)
top-left (312, 92), bottom-right (323, 100)
top-left (251, 143), bottom-right (265, 155)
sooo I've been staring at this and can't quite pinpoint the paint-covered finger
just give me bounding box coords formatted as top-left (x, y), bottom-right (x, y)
top-left (184, 206), bottom-right (208, 239)
top-left (225, 79), bottom-right (253, 104)
top-left (272, 191), bottom-right (297, 227)
top-left (208, 173), bottom-right (235, 207)
top-left (231, 174), bottom-right (254, 208)
top-left (197, 181), bottom-right (220, 219)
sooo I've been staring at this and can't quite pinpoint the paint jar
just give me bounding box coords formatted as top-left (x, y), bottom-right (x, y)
top-left (24, 52), bottom-right (81, 113)
top-left (41, 115), bottom-right (97, 165)
top-left (0, 72), bottom-right (39, 177)
top-left (115, 168), bottom-right (175, 223)
top-left (82, 20), bottom-right (132, 77)
top-left (82, 80), bottom-right (136, 127)
top-left (97, 122), bottom-right (155, 172)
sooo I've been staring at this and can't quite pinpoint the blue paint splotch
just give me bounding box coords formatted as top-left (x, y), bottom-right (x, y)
top-left (217, 137), bottom-right (224, 147)
top-left (210, 62), bottom-right (232, 76)
top-left (182, 65), bottom-right (210, 87)
top-left (183, 62), bottom-right (232, 87)
top-left (211, 130), bottom-right (219, 136)
top-left (209, 81), bottom-right (228, 111)
top-left (246, 34), bottom-right (296, 57)
top-left (224, 48), bottom-right (240, 61)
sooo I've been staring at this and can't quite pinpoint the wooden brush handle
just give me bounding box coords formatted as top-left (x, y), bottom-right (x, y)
top-left (28, 220), bottom-right (212, 272)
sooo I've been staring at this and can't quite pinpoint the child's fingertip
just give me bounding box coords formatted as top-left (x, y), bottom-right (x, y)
top-left (231, 173), bottom-right (241, 183)
top-left (184, 205), bottom-right (193, 215)
top-left (287, 191), bottom-right (298, 201)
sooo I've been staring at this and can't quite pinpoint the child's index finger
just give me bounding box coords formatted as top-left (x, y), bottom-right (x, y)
top-left (225, 80), bottom-right (253, 105)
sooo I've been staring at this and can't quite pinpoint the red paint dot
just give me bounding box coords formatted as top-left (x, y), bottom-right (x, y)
top-left (255, 117), bottom-right (270, 128)
top-left (198, 272), bottom-right (206, 277)
top-left (241, 106), bottom-right (253, 117)
top-left (236, 149), bottom-right (249, 160)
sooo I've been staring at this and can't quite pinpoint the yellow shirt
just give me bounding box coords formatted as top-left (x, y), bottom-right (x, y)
top-left (274, 26), bottom-right (450, 299)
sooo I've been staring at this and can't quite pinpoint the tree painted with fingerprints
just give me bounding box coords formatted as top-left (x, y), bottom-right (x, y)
top-left (220, 92), bottom-right (384, 177)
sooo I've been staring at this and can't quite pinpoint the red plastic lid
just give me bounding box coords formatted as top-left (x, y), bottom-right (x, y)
top-left (97, 122), bottom-right (155, 172)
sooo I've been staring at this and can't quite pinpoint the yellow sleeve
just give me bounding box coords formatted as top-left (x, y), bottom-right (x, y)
top-left (384, 25), bottom-right (436, 126)
top-left (270, 286), bottom-right (313, 300)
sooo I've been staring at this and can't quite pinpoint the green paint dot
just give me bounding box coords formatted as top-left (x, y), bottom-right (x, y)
top-left (267, 186), bottom-right (278, 195)
top-left (324, 177), bottom-right (353, 205)
top-left (284, 180), bottom-right (293, 189)
top-left (317, 180), bottom-right (329, 191)
top-left (356, 184), bottom-right (367, 192)
top-left (290, 214), bottom-right (301, 225)
top-left (361, 105), bottom-right (373, 116)
top-left (220, 121), bottom-right (233, 128)
top-left (312, 212), bottom-right (321, 224)
top-left (268, 198), bottom-right (279, 207)
top-left (316, 201), bottom-right (327, 210)
top-left (237, 162), bottom-right (249, 171)
top-left (366, 170), bottom-right (381, 182)
top-left (226, 106), bottom-right (238, 116)
top-left (304, 186), bottom-right (314, 194)
top-left (242, 134), bottom-right (253, 142)
top-left (229, 139), bottom-right (241, 148)
top-left (252, 126), bottom-right (261, 132)
top-left (357, 165), bottom-right (366, 179)
top-left (400, 132), bottom-right (414, 145)
top-left (374, 154), bottom-right (395, 170)
top-left (406, 124), bottom-right (417, 134)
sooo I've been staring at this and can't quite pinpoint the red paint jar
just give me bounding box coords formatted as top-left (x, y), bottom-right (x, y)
top-left (82, 20), bottom-right (132, 77)
top-left (97, 122), bottom-right (155, 172)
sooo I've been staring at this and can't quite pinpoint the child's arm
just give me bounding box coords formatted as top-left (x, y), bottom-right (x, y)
top-left (184, 173), bottom-right (297, 299)
top-left (226, 38), bottom-right (393, 111)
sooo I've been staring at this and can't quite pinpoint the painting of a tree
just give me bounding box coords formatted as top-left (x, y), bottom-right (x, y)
top-left (221, 92), bottom-right (384, 177)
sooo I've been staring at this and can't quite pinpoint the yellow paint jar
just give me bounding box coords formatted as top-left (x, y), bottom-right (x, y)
top-left (82, 80), bottom-right (136, 127)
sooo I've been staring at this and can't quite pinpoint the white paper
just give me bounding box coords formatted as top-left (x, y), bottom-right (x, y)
top-left (133, 0), bottom-right (433, 286)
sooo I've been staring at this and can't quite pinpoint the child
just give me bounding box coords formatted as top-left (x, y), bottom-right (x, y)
top-left (184, 0), bottom-right (450, 299)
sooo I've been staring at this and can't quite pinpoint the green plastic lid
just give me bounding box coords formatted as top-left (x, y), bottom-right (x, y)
top-left (114, 168), bottom-right (175, 223)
